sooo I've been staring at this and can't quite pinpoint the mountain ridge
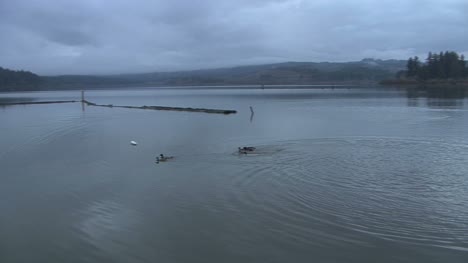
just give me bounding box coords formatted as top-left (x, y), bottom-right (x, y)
top-left (1, 59), bottom-right (406, 91)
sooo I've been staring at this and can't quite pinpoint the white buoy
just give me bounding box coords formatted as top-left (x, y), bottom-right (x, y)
top-left (130, 141), bottom-right (138, 146)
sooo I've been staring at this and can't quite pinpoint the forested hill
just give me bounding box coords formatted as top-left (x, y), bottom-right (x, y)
top-left (0, 67), bottom-right (41, 91)
top-left (1, 59), bottom-right (405, 91)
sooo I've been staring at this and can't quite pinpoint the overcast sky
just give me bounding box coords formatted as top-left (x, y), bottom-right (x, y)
top-left (0, 0), bottom-right (467, 75)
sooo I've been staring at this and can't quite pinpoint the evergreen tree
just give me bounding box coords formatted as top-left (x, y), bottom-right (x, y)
top-left (404, 51), bottom-right (467, 80)
top-left (436, 52), bottom-right (445, 78)
top-left (461, 55), bottom-right (467, 77)
top-left (414, 56), bottom-right (421, 74)
top-left (406, 56), bottom-right (421, 77)
top-left (406, 57), bottom-right (415, 77)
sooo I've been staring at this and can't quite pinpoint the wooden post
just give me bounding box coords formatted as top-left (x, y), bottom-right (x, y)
top-left (81, 90), bottom-right (85, 111)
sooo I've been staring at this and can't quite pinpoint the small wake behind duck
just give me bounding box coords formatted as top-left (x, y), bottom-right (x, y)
top-left (236, 145), bottom-right (284, 156)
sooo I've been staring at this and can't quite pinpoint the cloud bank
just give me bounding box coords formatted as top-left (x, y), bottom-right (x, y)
top-left (0, 0), bottom-right (466, 74)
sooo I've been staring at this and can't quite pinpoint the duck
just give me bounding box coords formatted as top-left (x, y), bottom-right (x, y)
top-left (238, 146), bottom-right (256, 154)
top-left (156, 154), bottom-right (174, 163)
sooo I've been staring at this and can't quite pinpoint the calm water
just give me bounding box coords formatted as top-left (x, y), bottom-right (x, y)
top-left (1, 86), bottom-right (468, 263)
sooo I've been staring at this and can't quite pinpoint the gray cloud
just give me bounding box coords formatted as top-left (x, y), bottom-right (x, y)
top-left (0, 0), bottom-right (466, 75)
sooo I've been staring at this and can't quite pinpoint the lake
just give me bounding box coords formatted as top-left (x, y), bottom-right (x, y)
top-left (1, 86), bottom-right (467, 263)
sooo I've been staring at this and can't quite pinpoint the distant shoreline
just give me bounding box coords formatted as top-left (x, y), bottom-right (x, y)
top-left (380, 79), bottom-right (468, 87)
top-left (0, 83), bottom-right (371, 93)
top-left (1, 59), bottom-right (407, 92)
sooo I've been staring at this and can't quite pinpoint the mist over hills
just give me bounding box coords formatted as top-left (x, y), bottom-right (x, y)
top-left (1, 59), bottom-right (405, 91)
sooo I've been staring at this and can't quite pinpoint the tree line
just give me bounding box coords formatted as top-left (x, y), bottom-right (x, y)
top-left (405, 51), bottom-right (467, 80)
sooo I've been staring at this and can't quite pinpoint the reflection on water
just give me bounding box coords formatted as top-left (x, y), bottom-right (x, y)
top-left (229, 138), bottom-right (468, 250)
top-left (406, 86), bottom-right (468, 108)
top-left (1, 87), bottom-right (468, 263)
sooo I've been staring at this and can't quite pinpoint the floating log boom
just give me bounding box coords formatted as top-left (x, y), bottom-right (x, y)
top-left (0, 100), bottom-right (77, 106)
top-left (0, 91), bottom-right (236, 115)
top-left (82, 100), bottom-right (236, 114)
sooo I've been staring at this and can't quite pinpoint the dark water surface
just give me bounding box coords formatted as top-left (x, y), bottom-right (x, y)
top-left (1, 87), bottom-right (468, 262)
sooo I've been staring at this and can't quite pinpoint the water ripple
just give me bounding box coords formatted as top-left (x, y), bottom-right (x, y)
top-left (216, 137), bottom-right (468, 251)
